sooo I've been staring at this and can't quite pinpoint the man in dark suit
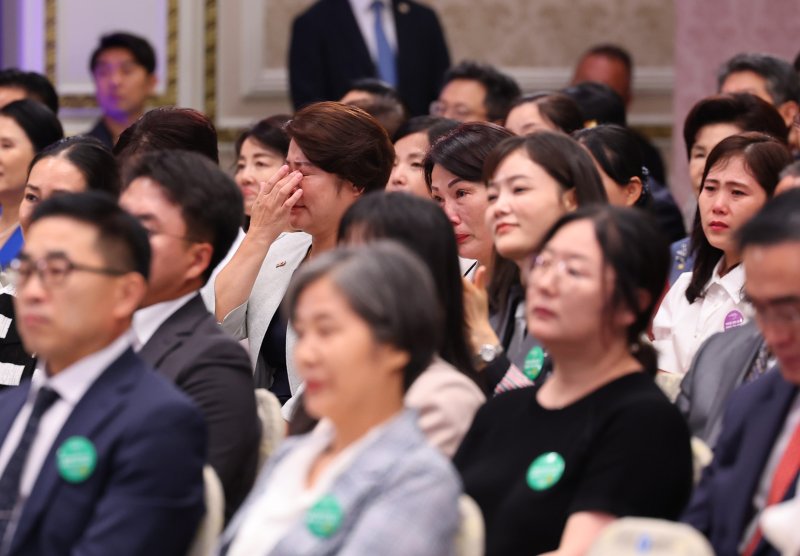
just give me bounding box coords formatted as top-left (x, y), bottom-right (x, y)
top-left (289, 0), bottom-right (450, 116)
top-left (0, 193), bottom-right (205, 555)
top-left (683, 189), bottom-right (800, 556)
top-left (119, 150), bottom-right (260, 520)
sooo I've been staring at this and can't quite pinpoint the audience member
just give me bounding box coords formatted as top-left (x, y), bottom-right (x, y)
top-left (217, 242), bottom-right (461, 555)
top-left (653, 133), bottom-right (793, 375)
top-left (430, 61), bottom-right (521, 124)
top-left (776, 160), bottom-right (800, 195)
top-left (234, 115), bottom-right (291, 229)
top-left (718, 53), bottom-right (800, 132)
top-left (504, 92), bottom-right (584, 136)
top-left (0, 137), bottom-right (120, 391)
top-left (0, 192), bottom-right (205, 555)
top-left (215, 102), bottom-right (393, 405)
top-left (670, 93), bottom-right (789, 284)
top-left (0, 69), bottom-right (59, 113)
top-left (339, 77), bottom-right (403, 106)
top-left (476, 132), bottom-right (606, 389)
top-left (424, 122), bottom-right (513, 272)
top-left (683, 189), bottom-right (800, 556)
top-left (289, 0), bottom-right (450, 116)
top-left (455, 205), bottom-right (693, 556)
top-left (86, 32), bottom-right (157, 147)
top-left (0, 100), bottom-right (63, 267)
top-left (562, 81), bottom-right (627, 128)
top-left (119, 150), bottom-right (260, 520)
top-left (387, 115), bottom-right (458, 197)
top-left (344, 94), bottom-right (408, 137)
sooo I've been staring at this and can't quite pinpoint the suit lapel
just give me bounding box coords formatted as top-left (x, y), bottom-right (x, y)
top-left (10, 350), bottom-right (141, 551)
top-left (728, 373), bottom-right (798, 535)
top-left (335, 0), bottom-right (375, 75)
top-left (0, 383), bottom-right (30, 441)
top-left (271, 411), bottom-right (419, 553)
top-left (138, 294), bottom-right (205, 376)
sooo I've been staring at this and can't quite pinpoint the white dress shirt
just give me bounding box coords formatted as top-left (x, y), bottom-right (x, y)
top-left (131, 291), bottom-right (198, 351)
top-left (349, 0), bottom-right (398, 63)
top-left (653, 261), bottom-right (748, 375)
top-left (200, 227), bottom-right (245, 313)
top-left (226, 418), bottom-right (384, 556)
top-left (0, 331), bottom-right (132, 499)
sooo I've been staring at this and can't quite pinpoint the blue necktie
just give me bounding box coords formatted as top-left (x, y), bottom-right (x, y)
top-left (0, 387), bottom-right (60, 545)
top-left (371, 1), bottom-right (397, 86)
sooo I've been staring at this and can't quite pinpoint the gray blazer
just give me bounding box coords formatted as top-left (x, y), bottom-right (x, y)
top-left (676, 321), bottom-right (764, 447)
top-left (217, 410), bottom-right (462, 556)
top-left (220, 231), bottom-right (312, 395)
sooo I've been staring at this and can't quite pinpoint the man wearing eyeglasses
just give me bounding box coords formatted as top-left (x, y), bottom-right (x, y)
top-left (430, 61), bottom-right (520, 124)
top-left (0, 192), bottom-right (206, 555)
top-left (683, 189), bottom-right (800, 556)
top-left (119, 150), bottom-right (260, 521)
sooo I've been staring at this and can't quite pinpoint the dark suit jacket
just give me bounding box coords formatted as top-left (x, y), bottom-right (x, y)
top-left (677, 321), bottom-right (764, 448)
top-left (289, 0), bottom-right (450, 116)
top-left (0, 293), bottom-right (34, 391)
top-left (138, 294), bottom-right (260, 520)
top-left (0, 348), bottom-right (206, 556)
top-left (682, 369), bottom-right (799, 556)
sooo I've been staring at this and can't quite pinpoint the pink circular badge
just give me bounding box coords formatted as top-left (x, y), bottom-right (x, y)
top-left (724, 310), bottom-right (745, 331)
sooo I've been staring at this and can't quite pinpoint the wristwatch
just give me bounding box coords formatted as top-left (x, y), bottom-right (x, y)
top-left (475, 343), bottom-right (504, 367)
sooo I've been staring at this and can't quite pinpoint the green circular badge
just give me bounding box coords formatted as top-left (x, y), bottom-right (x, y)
top-left (526, 452), bottom-right (565, 491)
top-left (524, 346), bottom-right (545, 381)
top-left (306, 495), bottom-right (343, 538)
top-left (57, 436), bottom-right (97, 483)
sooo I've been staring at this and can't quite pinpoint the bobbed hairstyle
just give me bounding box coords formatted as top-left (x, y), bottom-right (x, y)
top-left (573, 124), bottom-right (649, 207)
top-left (0, 68), bottom-right (59, 113)
top-left (90, 32), bottom-right (156, 75)
top-left (286, 241), bottom-right (442, 392)
top-left (423, 121), bottom-right (513, 187)
top-left (285, 101), bottom-right (394, 194)
top-left (686, 132), bottom-right (793, 303)
top-left (122, 150), bottom-right (244, 284)
top-left (738, 188), bottom-right (800, 249)
top-left (507, 92), bottom-right (585, 134)
top-left (393, 115), bottom-right (460, 144)
top-left (0, 99), bottom-right (64, 153)
top-left (682, 93), bottom-right (788, 159)
top-left (30, 191), bottom-right (150, 280)
top-left (234, 114), bottom-right (291, 159)
top-left (114, 107), bottom-right (219, 167)
top-left (561, 81), bottom-right (626, 127)
top-left (338, 192), bottom-right (480, 386)
top-left (536, 205), bottom-right (669, 376)
top-left (483, 131), bottom-right (608, 206)
top-left (29, 136), bottom-right (120, 199)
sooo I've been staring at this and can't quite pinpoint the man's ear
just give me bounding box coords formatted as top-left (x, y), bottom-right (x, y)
top-left (113, 272), bottom-right (148, 319)
top-left (777, 100), bottom-right (799, 129)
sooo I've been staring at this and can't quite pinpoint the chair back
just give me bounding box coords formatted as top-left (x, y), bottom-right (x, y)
top-left (255, 388), bottom-right (286, 468)
top-left (187, 465), bottom-right (225, 556)
top-left (587, 517), bottom-right (714, 556)
top-left (455, 494), bottom-right (485, 556)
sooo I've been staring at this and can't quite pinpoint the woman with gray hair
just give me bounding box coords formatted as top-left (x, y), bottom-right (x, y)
top-left (216, 242), bottom-right (461, 556)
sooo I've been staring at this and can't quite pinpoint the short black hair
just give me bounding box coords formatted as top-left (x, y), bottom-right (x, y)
top-left (234, 115), bottom-right (291, 160)
top-left (561, 81), bottom-right (627, 126)
top-left (114, 107), bottom-right (219, 167)
top-left (346, 78), bottom-right (403, 104)
top-left (0, 68), bottom-right (59, 113)
top-left (0, 99), bottom-right (64, 153)
top-left (441, 61), bottom-right (521, 122)
top-left (122, 150), bottom-right (243, 284)
top-left (393, 115), bottom-right (459, 144)
top-left (718, 52), bottom-right (800, 105)
top-left (30, 136), bottom-right (121, 199)
top-left (739, 188), bottom-right (800, 249)
top-left (30, 191), bottom-right (151, 280)
top-left (89, 32), bottom-right (156, 75)
top-left (580, 44), bottom-right (633, 75)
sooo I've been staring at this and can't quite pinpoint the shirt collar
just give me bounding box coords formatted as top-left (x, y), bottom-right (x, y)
top-left (709, 259), bottom-right (746, 302)
top-left (132, 291), bottom-right (198, 351)
top-left (32, 330), bottom-right (133, 406)
top-left (350, 0), bottom-right (388, 13)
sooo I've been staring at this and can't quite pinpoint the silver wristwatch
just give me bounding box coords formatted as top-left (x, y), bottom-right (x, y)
top-left (476, 343), bottom-right (504, 365)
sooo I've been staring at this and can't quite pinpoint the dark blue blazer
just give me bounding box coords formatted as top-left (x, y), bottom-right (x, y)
top-left (0, 348), bottom-right (207, 556)
top-left (289, 0), bottom-right (450, 116)
top-left (682, 369), bottom-right (799, 556)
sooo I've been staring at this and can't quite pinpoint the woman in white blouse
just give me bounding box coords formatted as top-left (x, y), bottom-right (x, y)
top-left (653, 132), bottom-right (792, 375)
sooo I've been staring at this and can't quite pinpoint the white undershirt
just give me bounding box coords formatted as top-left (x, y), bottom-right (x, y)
top-left (131, 291), bottom-right (198, 351)
top-left (349, 0), bottom-right (398, 62)
top-left (0, 331), bottom-right (133, 499)
top-left (227, 417), bottom-right (389, 556)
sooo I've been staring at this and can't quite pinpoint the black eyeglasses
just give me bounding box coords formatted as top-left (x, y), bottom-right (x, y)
top-left (9, 253), bottom-right (127, 288)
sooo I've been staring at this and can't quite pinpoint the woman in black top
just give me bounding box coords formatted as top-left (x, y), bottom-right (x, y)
top-left (454, 205), bottom-right (693, 556)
